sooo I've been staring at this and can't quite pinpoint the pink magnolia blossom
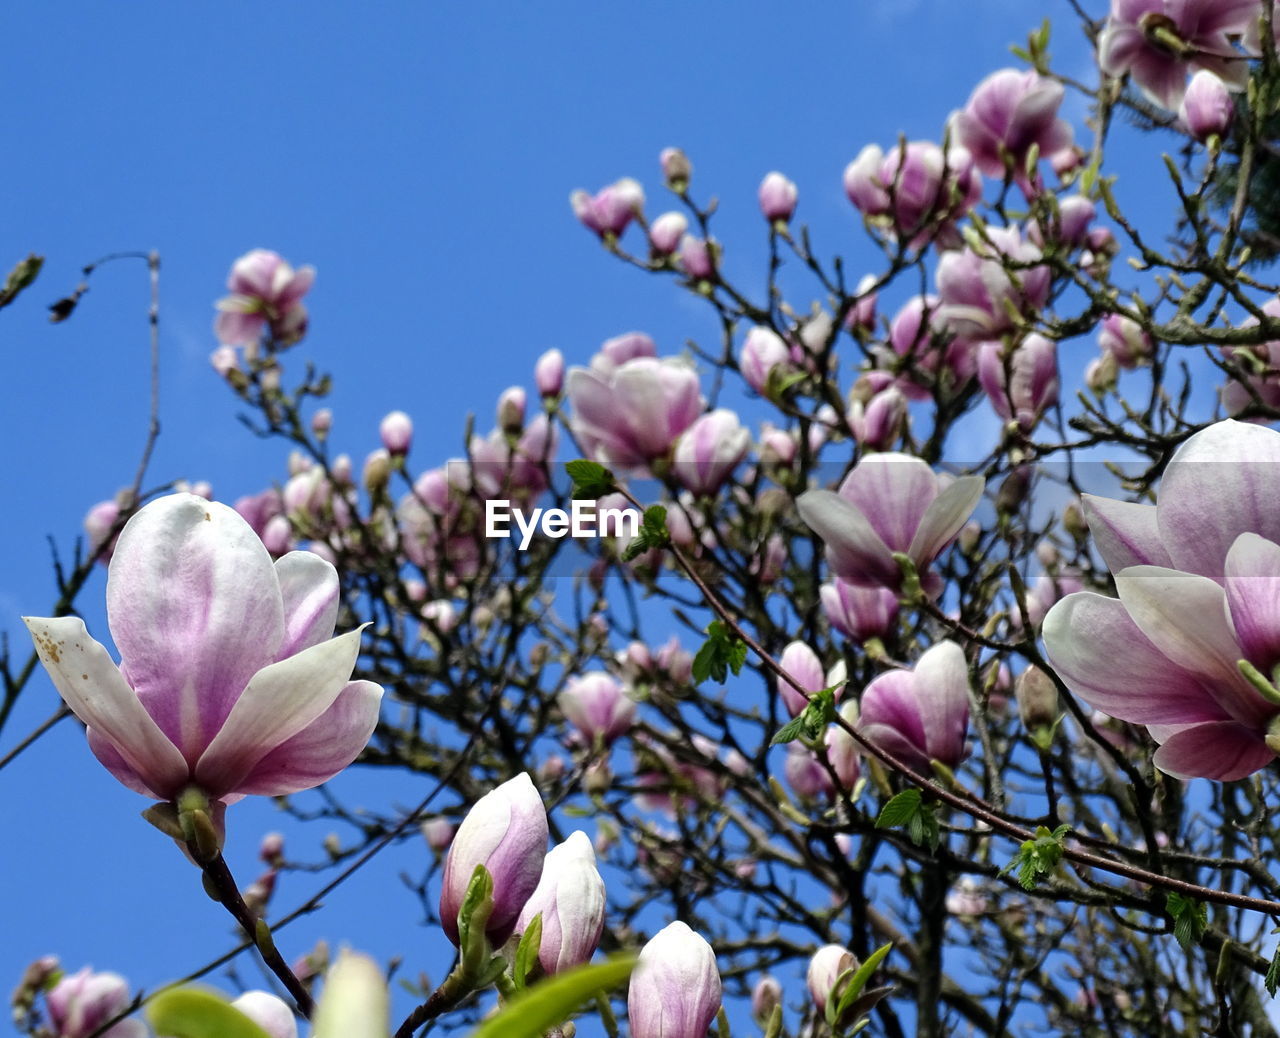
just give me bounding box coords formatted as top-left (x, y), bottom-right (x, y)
top-left (1220, 298), bottom-right (1280, 413)
top-left (679, 234), bottom-right (717, 279)
top-left (807, 945), bottom-right (857, 1015)
top-left (821, 577), bottom-right (899, 643)
top-left (46, 969), bottom-right (146, 1038)
top-left (672, 409), bottom-right (751, 496)
top-left (778, 640), bottom-right (829, 717)
top-left (976, 333), bottom-right (1060, 432)
top-left (784, 742), bottom-right (834, 799)
top-left (535, 348), bottom-right (565, 397)
top-left (1098, 313), bottom-right (1154, 368)
top-left (566, 356), bottom-right (704, 471)
top-left (570, 178), bottom-right (645, 238)
top-left (1098, 0), bottom-right (1256, 110)
top-left (649, 211), bottom-right (689, 256)
top-left (858, 640), bottom-right (972, 770)
top-left (559, 672), bottom-right (636, 746)
top-left (797, 454), bottom-right (984, 592)
top-left (849, 385), bottom-right (906, 450)
top-left (936, 226), bottom-right (1051, 343)
top-left (1043, 420), bottom-right (1280, 779)
top-left (843, 141), bottom-right (981, 247)
top-left (950, 68), bottom-right (1074, 183)
top-left (379, 410), bottom-right (413, 455)
top-left (592, 331), bottom-right (658, 375)
top-left (1180, 69), bottom-right (1235, 140)
top-left (740, 326), bottom-right (792, 394)
top-left (440, 773), bottom-right (548, 945)
top-left (214, 249), bottom-right (314, 347)
top-left (24, 494), bottom-right (383, 808)
top-left (660, 147), bottom-right (692, 190)
top-left (758, 171), bottom-right (798, 223)
top-left (515, 831), bottom-right (606, 974)
top-left (629, 921), bottom-right (721, 1038)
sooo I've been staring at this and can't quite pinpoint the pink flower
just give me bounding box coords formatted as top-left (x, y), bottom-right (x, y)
top-left (1098, 313), bottom-right (1154, 368)
top-left (214, 249), bottom-right (314, 347)
top-left (629, 922), bottom-right (721, 1038)
top-left (1098, 0), bottom-right (1255, 110)
top-left (1221, 299), bottom-right (1280, 413)
top-left (535, 348), bottom-right (565, 397)
top-left (758, 171), bottom-right (798, 223)
top-left (778, 640), bottom-right (830, 717)
top-left (797, 454), bottom-right (984, 592)
top-left (740, 326), bottom-right (792, 394)
top-left (592, 331), bottom-right (658, 375)
top-left (46, 969), bottom-right (146, 1038)
top-left (515, 831), bottom-right (606, 974)
top-left (976, 333), bottom-right (1060, 432)
top-left (844, 141), bottom-right (981, 247)
top-left (1180, 69), bottom-right (1235, 140)
top-left (379, 410), bottom-right (413, 455)
top-left (649, 211), bottom-right (689, 256)
top-left (440, 773), bottom-right (548, 945)
top-left (559, 672), bottom-right (636, 746)
top-left (849, 385), bottom-right (906, 450)
top-left (672, 409), bottom-right (751, 496)
top-left (821, 578), bottom-right (899, 642)
top-left (570, 178), bottom-right (645, 238)
top-left (566, 356), bottom-right (704, 471)
top-left (807, 945), bottom-right (857, 1015)
top-left (24, 494), bottom-right (382, 808)
top-left (679, 234), bottom-right (717, 279)
top-left (950, 69), bottom-right (1074, 183)
top-left (1044, 421), bottom-right (1280, 779)
top-left (859, 640), bottom-right (971, 771)
top-left (936, 227), bottom-right (1051, 343)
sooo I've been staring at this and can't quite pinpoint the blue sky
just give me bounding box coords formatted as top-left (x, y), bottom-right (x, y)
top-left (0, 1), bottom-right (1123, 1029)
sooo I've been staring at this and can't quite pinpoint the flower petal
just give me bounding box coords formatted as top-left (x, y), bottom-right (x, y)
top-left (86, 728), bottom-right (162, 798)
top-left (907, 475), bottom-right (985, 568)
top-left (1081, 494), bottom-right (1170, 572)
top-left (912, 640), bottom-right (970, 765)
top-left (1040, 592), bottom-right (1229, 724)
top-left (1157, 420), bottom-right (1280, 577)
top-left (106, 494), bottom-right (285, 763)
top-left (24, 616), bottom-right (189, 797)
top-left (274, 551), bottom-right (340, 658)
top-left (1224, 532), bottom-right (1280, 669)
top-left (194, 627), bottom-right (365, 797)
top-left (1151, 721), bottom-right (1273, 781)
top-left (796, 489), bottom-right (898, 586)
top-left (1112, 566), bottom-right (1267, 726)
top-left (838, 454), bottom-right (938, 552)
top-left (232, 680), bottom-right (383, 796)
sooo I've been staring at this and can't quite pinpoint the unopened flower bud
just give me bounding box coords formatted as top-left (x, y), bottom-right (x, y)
top-left (649, 211), bottom-right (688, 255)
top-left (751, 975), bottom-right (782, 1022)
top-left (421, 817), bottom-right (454, 853)
top-left (311, 407), bottom-right (333, 440)
top-left (807, 945), bottom-right (857, 1015)
top-left (311, 951), bottom-right (388, 1038)
top-left (996, 466), bottom-right (1032, 515)
top-left (1016, 665), bottom-right (1058, 743)
top-left (259, 832), bottom-right (285, 865)
top-left (660, 147), bottom-right (692, 191)
top-left (535, 349), bottom-right (565, 398)
top-left (515, 832), bottom-right (607, 975)
top-left (758, 172), bottom-right (798, 224)
top-left (629, 922), bottom-right (721, 1038)
top-left (498, 386), bottom-right (527, 434)
top-left (362, 449), bottom-right (392, 494)
top-left (1085, 350), bottom-right (1120, 396)
top-left (379, 411), bottom-right (413, 455)
top-left (1180, 70), bottom-right (1233, 143)
top-left (679, 235), bottom-right (717, 280)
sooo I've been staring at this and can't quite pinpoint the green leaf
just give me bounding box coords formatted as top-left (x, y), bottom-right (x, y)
top-left (876, 789), bottom-right (922, 829)
top-left (621, 505), bottom-right (671, 562)
top-left (1266, 944), bottom-right (1280, 998)
top-left (146, 988), bottom-right (274, 1038)
top-left (565, 460), bottom-right (616, 500)
top-left (771, 685), bottom-right (838, 746)
top-left (469, 955), bottom-right (636, 1038)
top-left (1001, 824), bottom-right (1070, 891)
top-left (514, 913), bottom-right (543, 989)
top-left (769, 714), bottom-right (807, 746)
top-left (691, 620), bottom-right (748, 685)
top-left (1167, 892), bottom-right (1208, 951)
top-left (832, 943), bottom-right (893, 1020)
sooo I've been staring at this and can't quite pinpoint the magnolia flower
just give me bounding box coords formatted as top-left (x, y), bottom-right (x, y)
top-left (440, 773), bottom-right (548, 945)
top-left (1043, 421), bottom-right (1280, 779)
top-left (570, 178), bottom-right (645, 238)
top-left (936, 227), bottom-right (1050, 343)
top-left (1180, 69), bottom-right (1234, 141)
top-left (797, 454), bottom-right (984, 592)
top-left (672, 409), bottom-right (751, 496)
top-left (843, 141), bottom-right (981, 247)
top-left (976, 334), bottom-right (1060, 432)
top-left (758, 171), bottom-right (799, 222)
top-left (46, 969), bottom-right (146, 1038)
top-left (807, 945), bottom-right (857, 1015)
top-left (214, 249), bottom-right (314, 347)
top-left (558, 672), bottom-right (636, 746)
top-left (515, 831), bottom-right (607, 974)
top-left (859, 640), bottom-right (971, 771)
top-left (1099, 0), bottom-right (1255, 110)
top-left (566, 356), bottom-right (704, 471)
top-left (950, 68), bottom-right (1074, 182)
top-left (629, 921), bottom-right (722, 1038)
top-left (24, 494), bottom-right (383, 811)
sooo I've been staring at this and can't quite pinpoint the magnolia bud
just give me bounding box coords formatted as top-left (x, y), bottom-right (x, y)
top-left (259, 832), bottom-right (285, 865)
top-left (515, 831), bottom-right (607, 974)
top-left (649, 211), bottom-right (689, 255)
top-left (362, 449), bottom-right (392, 494)
top-left (629, 922), bottom-right (721, 1038)
top-left (1016, 665), bottom-right (1058, 746)
top-left (439, 773), bottom-right (548, 945)
top-left (311, 407), bottom-right (333, 440)
top-left (1180, 70), bottom-right (1233, 143)
top-left (758, 171), bottom-right (798, 224)
top-left (498, 386), bottom-right (527, 434)
top-left (751, 975), bottom-right (782, 1022)
top-left (660, 147), bottom-right (692, 191)
top-left (311, 951), bottom-right (388, 1038)
top-left (535, 349), bottom-right (565, 398)
top-left (807, 945), bottom-right (856, 1015)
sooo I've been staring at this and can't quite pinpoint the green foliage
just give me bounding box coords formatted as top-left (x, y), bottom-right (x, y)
top-left (565, 459), bottom-right (616, 500)
top-left (145, 988), bottom-right (273, 1038)
top-left (691, 619), bottom-right (747, 684)
top-left (513, 912), bottom-right (543, 990)
top-left (0, 254), bottom-right (42, 310)
top-left (1166, 892), bottom-right (1208, 952)
top-left (771, 685), bottom-right (837, 746)
top-left (874, 788), bottom-right (940, 850)
top-left (620, 505), bottom-right (671, 561)
top-left (1002, 824), bottom-right (1070, 891)
top-left (469, 956), bottom-right (636, 1038)
top-left (826, 942), bottom-right (895, 1034)
top-left (1266, 935), bottom-right (1280, 997)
